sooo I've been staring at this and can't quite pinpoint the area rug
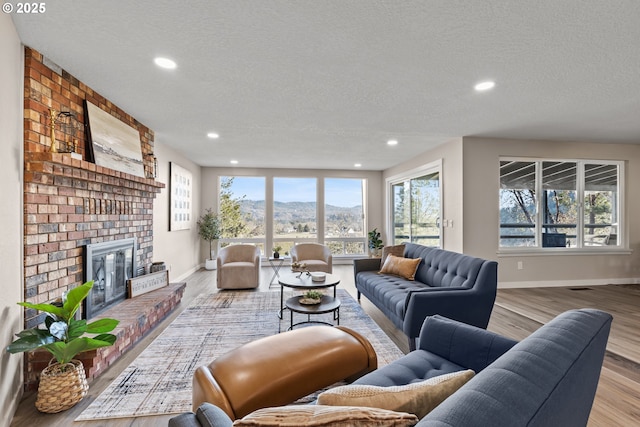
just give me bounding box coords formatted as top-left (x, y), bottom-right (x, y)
top-left (75, 289), bottom-right (404, 421)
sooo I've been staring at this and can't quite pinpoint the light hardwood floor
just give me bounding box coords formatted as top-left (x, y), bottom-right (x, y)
top-left (10, 266), bottom-right (640, 426)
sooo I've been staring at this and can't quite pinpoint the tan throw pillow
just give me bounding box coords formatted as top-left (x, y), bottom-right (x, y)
top-left (317, 370), bottom-right (475, 419)
top-left (232, 405), bottom-right (418, 427)
top-left (381, 244), bottom-right (405, 267)
top-left (379, 254), bottom-right (421, 281)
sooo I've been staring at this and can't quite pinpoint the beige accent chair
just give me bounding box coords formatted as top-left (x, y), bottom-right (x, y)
top-left (216, 244), bottom-right (261, 289)
top-left (290, 243), bottom-right (332, 273)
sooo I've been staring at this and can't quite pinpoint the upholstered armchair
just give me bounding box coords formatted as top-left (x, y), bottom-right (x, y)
top-left (290, 243), bottom-right (332, 273)
top-left (216, 244), bottom-right (261, 289)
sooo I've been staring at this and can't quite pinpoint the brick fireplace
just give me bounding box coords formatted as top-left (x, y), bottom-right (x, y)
top-left (21, 47), bottom-right (184, 390)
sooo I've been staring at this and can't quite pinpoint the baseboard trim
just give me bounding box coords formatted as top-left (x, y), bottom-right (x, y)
top-left (499, 277), bottom-right (640, 289)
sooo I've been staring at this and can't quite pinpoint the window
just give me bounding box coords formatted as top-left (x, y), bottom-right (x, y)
top-left (218, 174), bottom-right (369, 258)
top-left (499, 158), bottom-right (622, 249)
top-left (325, 178), bottom-right (365, 255)
top-left (273, 177), bottom-right (317, 254)
top-left (219, 176), bottom-right (265, 252)
top-left (389, 165), bottom-right (441, 247)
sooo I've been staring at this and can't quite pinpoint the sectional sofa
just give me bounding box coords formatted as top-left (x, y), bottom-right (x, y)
top-left (170, 308), bottom-right (611, 426)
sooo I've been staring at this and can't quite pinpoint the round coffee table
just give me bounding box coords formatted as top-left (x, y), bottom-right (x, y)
top-left (277, 272), bottom-right (341, 327)
top-left (285, 294), bottom-right (340, 330)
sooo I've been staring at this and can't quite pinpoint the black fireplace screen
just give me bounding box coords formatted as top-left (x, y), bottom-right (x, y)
top-left (83, 238), bottom-right (137, 319)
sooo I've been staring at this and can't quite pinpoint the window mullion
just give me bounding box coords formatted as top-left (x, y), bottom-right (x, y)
top-left (576, 161), bottom-right (585, 248)
top-left (535, 161), bottom-right (542, 247)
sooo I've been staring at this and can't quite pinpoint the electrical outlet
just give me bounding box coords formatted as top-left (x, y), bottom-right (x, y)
top-left (517, 261), bottom-right (523, 270)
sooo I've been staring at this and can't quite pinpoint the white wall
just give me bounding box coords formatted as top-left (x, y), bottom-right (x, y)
top-left (383, 138), bottom-right (464, 252)
top-left (200, 167), bottom-right (384, 258)
top-left (463, 137), bottom-right (640, 287)
top-left (0, 14), bottom-right (25, 425)
top-left (152, 140), bottom-right (202, 281)
top-left (382, 136), bottom-right (640, 288)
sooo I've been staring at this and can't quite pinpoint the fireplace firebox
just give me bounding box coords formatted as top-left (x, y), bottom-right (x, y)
top-left (83, 238), bottom-right (137, 319)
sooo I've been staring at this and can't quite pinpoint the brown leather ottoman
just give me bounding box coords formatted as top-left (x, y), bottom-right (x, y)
top-left (192, 325), bottom-right (377, 419)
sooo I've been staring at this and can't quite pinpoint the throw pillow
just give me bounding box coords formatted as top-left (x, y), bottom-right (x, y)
top-left (379, 254), bottom-right (421, 281)
top-left (232, 405), bottom-right (418, 427)
top-left (317, 369), bottom-right (475, 419)
top-left (380, 244), bottom-right (405, 267)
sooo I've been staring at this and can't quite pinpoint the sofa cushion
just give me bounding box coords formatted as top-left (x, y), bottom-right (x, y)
top-left (403, 243), bottom-right (484, 288)
top-left (381, 244), bottom-right (405, 267)
top-left (379, 255), bottom-right (421, 280)
top-left (353, 349), bottom-right (466, 387)
top-left (232, 405), bottom-right (419, 426)
top-left (317, 369), bottom-right (474, 419)
top-left (355, 272), bottom-right (428, 328)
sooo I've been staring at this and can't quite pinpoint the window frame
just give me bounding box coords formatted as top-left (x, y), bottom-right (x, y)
top-left (217, 174), bottom-right (369, 258)
top-left (386, 159), bottom-right (443, 248)
top-left (498, 157), bottom-right (626, 254)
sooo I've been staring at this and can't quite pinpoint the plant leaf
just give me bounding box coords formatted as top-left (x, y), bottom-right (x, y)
top-left (45, 336), bottom-right (117, 364)
top-left (63, 281), bottom-right (93, 320)
top-left (86, 318), bottom-right (119, 334)
top-left (18, 302), bottom-right (65, 319)
top-left (6, 332), bottom-right (56, 354)
top-left (67, 318), bottom-right (87, 341)
top-left (91, 334), bottom-right (117, 345)
top-left (14, 328), bottom-right (49, 338)
top-left (43, 341), bottom-right (68, 364)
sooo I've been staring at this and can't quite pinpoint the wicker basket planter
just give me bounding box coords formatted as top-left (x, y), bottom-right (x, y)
top-left (35, 359), bottom-right (89, 413)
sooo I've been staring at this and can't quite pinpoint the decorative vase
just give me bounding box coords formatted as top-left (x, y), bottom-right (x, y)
top-left (273, 252), bottom-right (280, 259)
top-left (35, 359), bottom-right (89, 413)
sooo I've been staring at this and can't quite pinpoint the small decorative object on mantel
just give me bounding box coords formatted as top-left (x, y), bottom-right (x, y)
top-left (300, 290), bottom-right (324, 305)
top-left (145, 152), bottom-right (158, 179)
top-left (49, 108), bottom-right (83, 159)
top-left (5, 281), bottom-right (119, 413)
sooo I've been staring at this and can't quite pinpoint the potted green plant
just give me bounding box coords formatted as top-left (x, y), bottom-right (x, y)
top-left (6, 281), bottom-right (119, 413)
top-left (197, 208), bottom-right (221, 270)
top-left (368, 228), bottom-right (384, 257)
top-left (300, 290), bottom-right (324, 305)
top-left (272, 245), bottom-right (283, 259)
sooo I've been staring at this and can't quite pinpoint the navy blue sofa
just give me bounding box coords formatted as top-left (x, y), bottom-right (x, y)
top-left (170, 308), bottom-right (612, 427)
top-left (354, 243), bottom-right (498, 350)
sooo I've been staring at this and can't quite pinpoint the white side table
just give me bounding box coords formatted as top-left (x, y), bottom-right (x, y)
top-left (268, 256), bottom-right (288, 287)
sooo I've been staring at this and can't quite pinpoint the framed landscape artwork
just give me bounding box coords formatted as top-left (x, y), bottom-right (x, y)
top-left (84, 100), bottom-right (146, 178)
top-left (170, 162), bottom-right (192, 231)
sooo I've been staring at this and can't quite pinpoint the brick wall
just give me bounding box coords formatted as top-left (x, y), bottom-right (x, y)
top-left (22, 47), bottom-right (171, 390)
top-left (23, 47), bottom-right (161, 325)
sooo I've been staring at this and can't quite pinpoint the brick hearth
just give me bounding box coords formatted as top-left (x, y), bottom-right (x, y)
top-left (27, 283), bottom-right (186, 388)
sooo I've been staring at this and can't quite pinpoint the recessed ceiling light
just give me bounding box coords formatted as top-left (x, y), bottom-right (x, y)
top-left (474, 80), bottom-right (495, 91)
top-left (154, 57), bottom-right (177, 70)
top-left (354, 163), bottom-right (362, 168)
top-left (230, 160), bottom-right (238, 165)
top-left (387, 139), bottom-right (398, 146)
top-left (207, 132), bottom-right (220, 139)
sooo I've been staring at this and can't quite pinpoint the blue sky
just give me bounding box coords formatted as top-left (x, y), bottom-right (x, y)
top-left (224, 177), bottom-right (363, 207)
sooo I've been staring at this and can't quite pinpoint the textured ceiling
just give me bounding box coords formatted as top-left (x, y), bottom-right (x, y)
top-left (11, 0), bottom-right (640, 170)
